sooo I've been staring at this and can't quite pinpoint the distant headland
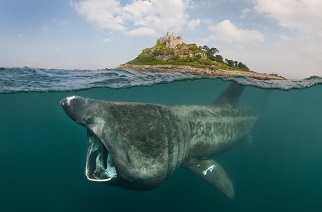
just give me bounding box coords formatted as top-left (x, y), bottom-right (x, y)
top-left (111, 32), bottom-right (285, 80)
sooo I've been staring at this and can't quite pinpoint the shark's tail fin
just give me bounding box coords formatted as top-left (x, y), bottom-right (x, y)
top-left (183, 158), bottom-right (235, 199)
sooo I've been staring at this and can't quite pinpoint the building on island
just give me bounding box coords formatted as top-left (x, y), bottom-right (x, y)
top-left (157, 32), bottom-right (183, 49)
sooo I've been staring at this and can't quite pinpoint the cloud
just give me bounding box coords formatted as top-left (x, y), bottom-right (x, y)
top-left (208, 20), bottom-right (264, 44)
top-left (103, 37), bottom-right (112, 42)
top-left (73, 0), bottom-right (125, 31)
top-left (42, 25), bottom-right (50, 32)
top-left (51, 18), bottom-right (70, 26)
top-left (240, 8), bottom-right (252, 19)
top-left (251, 0), bottom-right (322, 78)
top-left (239, 34), bottom-right (322, 79)
top-left (126, 27), bottom-right (157, 36)
top-left (254, 0), bottom-right (322, 36)
top-left (187, 19), bottom-right (201, 31)
top-left (73, 0), bottom-right (191, 35)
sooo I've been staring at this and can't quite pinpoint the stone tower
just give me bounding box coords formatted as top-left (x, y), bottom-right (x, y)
top-left (157, 32), bottom-right (183, 49)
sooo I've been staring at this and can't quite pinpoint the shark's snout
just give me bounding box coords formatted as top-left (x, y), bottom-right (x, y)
top-left (60, 96), bottom-right (86, 124)
top-left (60, 96), bottom-right (77, 107)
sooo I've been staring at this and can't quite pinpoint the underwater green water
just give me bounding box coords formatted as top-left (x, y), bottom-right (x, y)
top-left (1, 78), bottom-right (322, 211)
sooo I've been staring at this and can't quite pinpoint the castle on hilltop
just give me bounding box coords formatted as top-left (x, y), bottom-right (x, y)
top-left (157, 32), bottom-right (183, 49)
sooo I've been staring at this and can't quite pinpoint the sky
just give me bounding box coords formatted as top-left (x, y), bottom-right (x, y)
top-left (1, 0), bottom-right (322, 79)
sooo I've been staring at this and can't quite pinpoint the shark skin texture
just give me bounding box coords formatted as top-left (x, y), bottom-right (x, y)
top-left (60, 83), bottom-right (258, 199)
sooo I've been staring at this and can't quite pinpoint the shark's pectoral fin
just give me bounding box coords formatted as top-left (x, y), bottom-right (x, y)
top-left (183, 158), bottom-right (235, 199)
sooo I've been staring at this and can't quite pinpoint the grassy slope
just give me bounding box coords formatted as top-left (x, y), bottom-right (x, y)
top-left (127, 43), bottom-right (251, 72)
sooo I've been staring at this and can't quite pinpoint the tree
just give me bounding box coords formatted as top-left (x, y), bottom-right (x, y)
top-left (199, 45), bottom-right (220, 61)
top-left (214, 55), bottom-right (223, 63)
top-left (237, 62), bottom-right (249, 70)
top-left (207, 53), bottom-right (216, 61)
top-left (199, 45), bottom-right (210, 52)
top-left (198, 44), bottom-right (249, 69)
top-left (225, 59), bottom-right (234, 67)
top-left (209, 47), bottom-right (219, 55)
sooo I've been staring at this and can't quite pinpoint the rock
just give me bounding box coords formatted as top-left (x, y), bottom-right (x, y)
top-left (114, 64), bottom-right (286, 80)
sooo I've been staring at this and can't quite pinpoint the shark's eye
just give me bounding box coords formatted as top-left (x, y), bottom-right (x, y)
top-left (85, 117), bottom-right (93, 125)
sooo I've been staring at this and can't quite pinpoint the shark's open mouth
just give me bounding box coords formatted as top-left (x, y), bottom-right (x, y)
top-left (85, 130), bottom-right (117, 182)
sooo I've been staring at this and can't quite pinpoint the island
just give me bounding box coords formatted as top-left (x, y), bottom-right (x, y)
top-left (112, 32), bottom-right (285, 80)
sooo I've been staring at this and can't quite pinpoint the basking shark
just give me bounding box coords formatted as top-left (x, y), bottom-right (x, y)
top-left (60, 83), bottom-right (258, 199)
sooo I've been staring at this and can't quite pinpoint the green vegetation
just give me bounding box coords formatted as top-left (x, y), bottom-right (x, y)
top-left (127, 43), bottom-right (250, 72)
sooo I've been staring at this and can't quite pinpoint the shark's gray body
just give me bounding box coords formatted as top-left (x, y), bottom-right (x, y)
top-left (61, 83), bottom-right (257, 199)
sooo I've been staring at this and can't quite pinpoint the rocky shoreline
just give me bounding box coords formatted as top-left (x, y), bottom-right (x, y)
top-left (114, 64), bottom-right (286, 80)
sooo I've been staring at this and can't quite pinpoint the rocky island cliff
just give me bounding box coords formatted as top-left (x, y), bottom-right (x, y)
top-left (114, 33), bottom-right (285, 80)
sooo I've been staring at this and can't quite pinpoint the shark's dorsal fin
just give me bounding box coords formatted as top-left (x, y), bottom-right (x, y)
top-left (183, 158), bottom-right (235, 199)
top-left (215, 82), bottom-right (245, 105)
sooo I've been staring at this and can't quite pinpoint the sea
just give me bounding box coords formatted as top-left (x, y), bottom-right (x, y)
top-left (1, 67), bottom-right (322, 212)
